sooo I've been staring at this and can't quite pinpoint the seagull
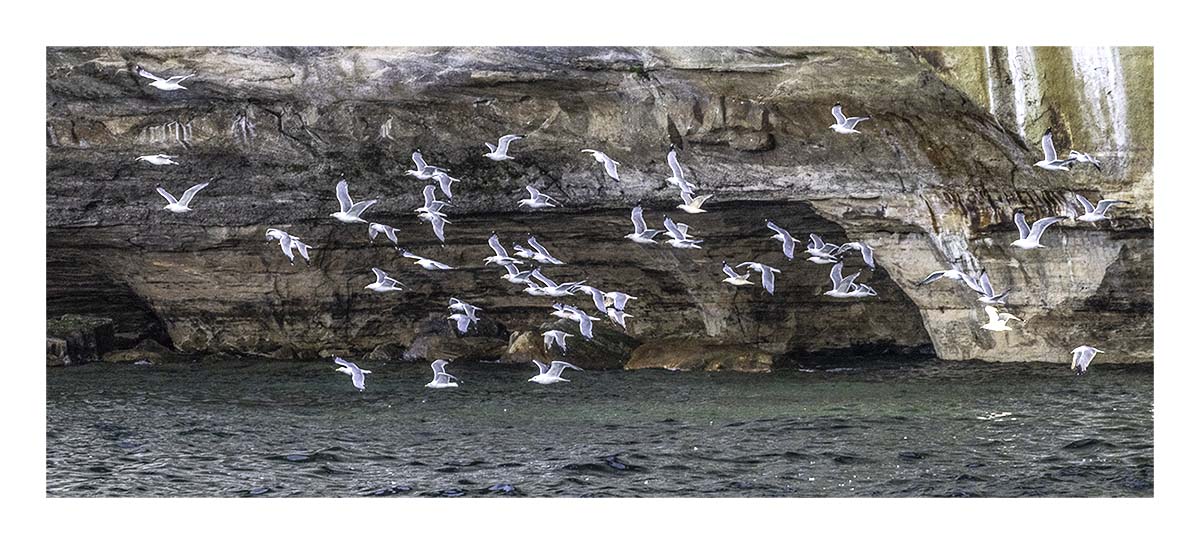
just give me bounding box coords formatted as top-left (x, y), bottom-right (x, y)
top-left (625, 205), bottom-right (662, 245)
top-left (368, 223), bottom-right (400, 245)
top-left (663, 215), bottom-right (703, 249)
top-left (330, 179), bottom-right (377, 224)
top-left (406, 149), bottom-right (447, 180)
top-left (606, 307), bottom-right (633, 330)
top-left (421, 212), bottom-right (450, 244)
top-left (134, 65), bottom-right (195, 91)
top-left (765, 221), bottom-right (797, 260)
top-left (980, 306), bottom-right (1023, 332)
top-left (665, 144), bottom-right (698, 192)
top-left (485, 233), bottom-right (525, 267)
top-left (806, 234), bottom-right (842, 263)
top-left (976, 272), bottom-right (1011, 305)
top-left (1034, 129), bottom-right (1077, 171)
top-left (1071, 345), bottom-right (1104, 375)
top-left (265, 229), bottom-right (299, 264)
top-left (823, 262), bottom-right (862, 298)
top-left (829, 102), bottom-right (870, 134)
top-left (332, 357), bottom-right (370, 392)
top-left (399, 249), bottom-right (454, 270)
top-left (432, 171), bottom-right (459, 200)
top-left (525, 236), bottom-right (565, 265)
top-left (288, 237), bottom-right (312, 264)
top-left (677, 189), bottom-right (714, 214)
top-left (448, 298), bottom-right (481, 321)
top-left (530, 269), bottom-right (583, 297)
top-left (135, 154), bottom-right (178, 166)
top-left (501, 263), bottom-right (534, 285)
top-left (737, 262), bottom-right (781, 295)
top-left (916, 267), bottom-right (983, 293)
top-left (365, 268), bottom-right (405, 293)
top-left (425, 360), bottom-right (460, 389)
top-left (834, 241), bottom-right (875, 269)
top-left (416, 185), bottom-right (451, 215)
top-left (721, 260), bottom-right (754, 286)
top-left (1074, 195), bottom-right (1130, 223)
top-left (529, 360), bottom-right (583, 384)
top-left (603, 291), bottom-right (637, 311)
top-left (1067, 150), bottom-right (1102, 171)
top-left (555, 305), bottom-right (596, 340)
top-left (576, 285), bottom-right (608, 313)
top-left (1011, 211), bottom-right (1068, 249)
top-left (518, 186), bottom-right (560, 209)
top-left (448, 313), bottom-right (476, 335)
top-left (543, 330), bottom-right (572, 353)
top-left (156, 182), bottom-right (209, 213)
top-left (581, 149), bottom-right (620, 181)
top-left (484, 134), bottom-right (524, 161)
top-left (846, 282), bottom-right (878, 298)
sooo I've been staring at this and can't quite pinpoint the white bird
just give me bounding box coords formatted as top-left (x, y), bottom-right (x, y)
top-left (1071, 345), bottom-right (1104, 375)
top-left (1074, 195), bottom-right (1130, 223)
top-left (525, 236), bottom-right (565, 265)
top-left (135, 154), bottom-right (178, 166)
top-left (332, 357), bottom-right (370, 392)
top-left (330, 179), bottom-right (377, 224)
top-left (823, 262), bottom-right (863, 298)
top-left (156, 182), bottom-right (209, 214)
top-left (518, 186), bottom-right (561, 209)
top-left (1034, 129), bottom-right (1077, 171)
top-left (915, 267), bottom-right (983, 293)
top-left (980, 305), bottom-right (1023, 332)
top-left (663, 215), bottom-right (703, 249)
top-left (604, 291), bottom-right (637, 311)
top-left (134, 65), bottom-right (195, 91)
top-left (766, 221), bottom-right (796, 260)
top-left (485, 233), bottom-right (525, 267)
top-left (665, 144), bottom-right (697, 192)
top-left (419, 212), bottom-right (450, 244)
top-left (846, 282), bottom-right (878, 298)
top-left (416, 185), bottom-right (451, 216)
top-left (365, 267), bottom-right (405, 293)
top-left (625, 205), bottom-right (662, 245)
top-left (976, 272), bottom-right (1011, 305)
top-left (448, 298), bottom-right (481, 321)
top-left (806, 234), bottom-right (842, 263)
top-left (543, 330), bottom-right (572, 354)
top-left (606, 307), bottom-right (633, 330)
top-left (501, 263), bottom-right (534, 285)
top-left (721, 260), bottom-right (753, 286)
top-left (575, 285), bottom-right (608, 313)
top-left (265, 228), bottom-right (306, 264)
top-left (448, 313), bottom-right (476, 335)
top-left (1011, 211), bottom-right (1068, 249)
top-left (484, 134), bottom-right (524, 161)
top-left (426, 360), bottom-right (460, 389)
top-left (737, 262), bottom-right (781, 295)
top-left (530, 269), bottom-right (583, 297)
top-left (399, 249), bottom-right (454, 270)
top-left (288, 237), bottom-right (312, 264)
top-left (834, 241), bottom-right (875, 269)
top-left (559, 305), bottom-right (596, 340)
top-left (581, 149), bottom-right (620, 181)
top-left (1067, 150), bottom-right (1102, 171)
top-left (432, 171), bottom-right (459, 201)
top-left (406, 149), bottom-right (447, 180)
top-left (677, 189), bottom-right (714, 214)
top-left (368, 223), bottom-right (400, 245)
top-left (529, 360), bottom-right (583, 384)
top-left (829, 103), bottom-right (870, 134)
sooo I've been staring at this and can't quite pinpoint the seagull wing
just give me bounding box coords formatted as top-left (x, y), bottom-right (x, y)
top-left (760, 266), bottom-right (776, 294)
top-left (431, 215), bottom-right (447, 243)
top-left (335, 180), bottom-right (352, 213)
top-left (667, 147), bottom-right (685, 180)
top-left (1013, 211), bottom-right (1031, 239)
top-left (631, 206), bottom-right (648, 234)
top-left (278, 233), bottom-right (295, 261)
top-left (829, 262), bottom-right (845, 288)
top-left (371, 267), bottom-right (388, 283)
top-left (831, 104), bottom-right (847, 125)
top-left (979, 272), bottom-right (995, 297)
top-left (532, 359), bottom-right (550, 375)
top-left (497, 134), bottom-right (522, 154)
top-left (135, 66), bottom-right (164, 82)
top-left (603, 156), bottom-right (620, 180)
top-left (576, 313), bottom-right (594, 339)
top-left (488, 234), bottom-right (510, 258)
top-left (985, 305), bottom-right (1000, 323)
top-left (178, 182), bottom-right (209, 207)
top-left (1041, 131), bottom-right (1058, 162)
top-left (525, 186), bottom-right (541, 199)
top-left (412, 151), bottom-right (428, 171)
top-left (422, 185), bottom-right (438, 207)
top-left (527, 236), bottom-right (553, 257)
top-left (809, 233), bottom-right (824, 250)
top-left (155, 186), bottom-right (178, 205)
top-left (916, 270), bottom-right (945, 286)
top-left (663, 216), bottom-right (685, 240)
top-left (1075, 194), bottom-right (1095, 214)
top-left (722, 262), bottom-right (740, 279)
top-left (548, 361), bottom-right (583, 377)
top-left (1028, 216), bottom-right (1066, 243)
top-left (1094, 200), bottom-right (1129, 216)
top-left (844, 117), bottom-right (870, 129)
top-left (347, 199), bottom-right (378, 216)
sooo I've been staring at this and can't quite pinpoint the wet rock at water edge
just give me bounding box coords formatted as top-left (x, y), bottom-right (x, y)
top-left (503, 318), bottom-right (640, 370)
top-left (625, 339), bottom-right (773, 372)
top-left (47, 314), bottom-right (114, 366)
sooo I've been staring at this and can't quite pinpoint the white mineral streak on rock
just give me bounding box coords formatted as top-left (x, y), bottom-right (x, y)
top-left (1005, 46), bottom-right (1041, 140)
top-left (1071, 46), bottom-right (1130, 172)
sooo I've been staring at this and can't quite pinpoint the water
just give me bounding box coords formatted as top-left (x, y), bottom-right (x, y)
top-left (46, 359), bottom-right (1153, 497)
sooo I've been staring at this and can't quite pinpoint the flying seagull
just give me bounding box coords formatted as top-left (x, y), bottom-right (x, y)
top-left (561, 306), bottom-right (596, 340)
top-left (1067, 150), bottom-right (1102, 171)
top-left (606, 307), bottom-right (633, 330)
top-left (976, 272), bottom-right (1011, 305)
top-left (524, 236), bottom-right (565, 265)
top-left (448, 298), bottom-right (481, 321)
top-left (416, 185), bottom-right (451, 216)
top-left (581, 149), bottom-right (620, 181)
top-left (432, 171), bottom-right (459, 201)
top-left (829, 103), bottom-right (870, 134)
top-left (368, 223), bottom-right (400, 245)
top-left (575, 285), bottom-right (608, 314)
top-left (980, 306), bottom-right (1023, 332)
top-left (677, 188), bottom-right (714, 214)
top-left (737, 262), bottom-right (781, 295)
top-left (663, 215), bottom-right (703, 249)
top-left (665, 144), bottom-right (697, 192)
top-left (448, 313), bottom-right (476, 335)
top-left (834, 241), bottom-right (875, 269)
top-left (484, 134), bottom-right (524, 161)
top-left (365, 267), bottom-right (405, 293)
top-left (500, 263), bottom-right (534, 285)
top-left (518, 186), bottom-right (560, 209)
top-left (156, 182), bottom-right (209, 214)
top-left (1034, 129), bottom-right (1077, 172)
top-left (265, 228), bottom-right (310, 264)
top-left (399, 249), bottom-right (454, 270)
top-left (332, 357), bottom-right (370, 392)
top-left (136, 154), bottom-right (178, 166)
top-left (419, 212), bottom-right (450, 244)
top-left (625, 205), bottom-right (661, 245)
top-left (1011, 211), bottom-right (1068, 249)
top-left (426, 359), bottom-right (460, 389)
top-left (406, 149), bottom-right (447, 180)
top-left (604, 291), bottom-right (637, 312)
top-left (529, 269), bottom-right (583, 297)
top-left (529, 360), bottom-right (583, 384)
top-left (722, 260), bottom-right (754, 286)
top-left (916, 267), bottom-right (983, 293)
top-left (766, 221), bottom-right (797, 260)
top-left (1071, 345), bottom-right (1104, 375)
top-left (330, 179), bottom-right (377, 224)
top-left (485, 233), bottom-right (525, 267)
top-left (823, 262), bottom-right (862, 298)
top-left (1074, 195), bottom-right (1130, 223)
top-left (543, 330), bottom-right (572, 354)
top-left (135, 65), bottom-right (195, 91)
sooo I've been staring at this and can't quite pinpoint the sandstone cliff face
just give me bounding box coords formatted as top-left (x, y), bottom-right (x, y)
top-left (46, 46), bottom-right (1153, 364)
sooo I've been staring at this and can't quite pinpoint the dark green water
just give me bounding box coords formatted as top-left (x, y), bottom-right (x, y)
top-left (45, 359), bottom-right (1153, 497)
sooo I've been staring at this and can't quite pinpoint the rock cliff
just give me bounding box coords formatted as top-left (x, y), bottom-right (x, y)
top-left (46, 46), bottom-right (1153, 365)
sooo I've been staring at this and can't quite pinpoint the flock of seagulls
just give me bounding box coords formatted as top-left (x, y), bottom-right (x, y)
top-left (134, 66), bottom-right (1130, 388)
